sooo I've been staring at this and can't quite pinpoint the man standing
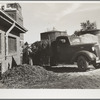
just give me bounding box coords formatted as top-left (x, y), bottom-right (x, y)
top-left (22, 42), bottom-right (32, 65)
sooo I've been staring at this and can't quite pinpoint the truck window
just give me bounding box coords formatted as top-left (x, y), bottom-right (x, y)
top-left (58, 38), bottom-right (70, 45)
top-left (60, 39), bottom-right (66, 43)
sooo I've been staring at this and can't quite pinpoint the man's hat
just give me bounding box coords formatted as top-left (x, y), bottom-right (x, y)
top-left (24, 42), bottom-right (28, 45)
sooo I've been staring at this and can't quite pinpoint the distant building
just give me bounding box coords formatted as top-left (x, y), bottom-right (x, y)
top-left (40, 31), bottom-right (67, 42)
top-left (0, 3), bottom-right (27, 75)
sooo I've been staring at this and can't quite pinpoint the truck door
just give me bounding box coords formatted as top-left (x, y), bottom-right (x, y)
top-left (56, 37), bottom-right (72, 64)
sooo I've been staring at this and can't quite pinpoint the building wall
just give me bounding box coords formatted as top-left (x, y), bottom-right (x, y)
top-left (7, 32), bottom-right (20, 69)
top-left (0, 29), bottom-right (6, 74)
top-left (79, 34), bottom-right (98, 44)
top-left (96, 34), bottom-right (100, 45)
top-left (0, 28), bottom-right (21, 74)
top-left (4, 10), bottom-right (23, 26)
top-left (20, 33), bottom-right (24, 46)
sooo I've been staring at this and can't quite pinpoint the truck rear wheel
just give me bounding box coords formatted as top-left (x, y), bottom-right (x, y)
top-left (77, 56), bottom-right (89, 71)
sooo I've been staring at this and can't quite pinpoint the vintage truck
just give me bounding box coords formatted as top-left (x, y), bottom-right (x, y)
top-left (51, 36), bottom-right (100, 70)
top-left (31, 35), bottom-right (100, 71)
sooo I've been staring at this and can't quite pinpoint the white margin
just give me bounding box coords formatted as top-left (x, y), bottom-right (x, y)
top-left (0, 1), bottom-right (100, 99)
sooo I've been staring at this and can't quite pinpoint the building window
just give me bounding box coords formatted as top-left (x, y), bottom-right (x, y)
top-left (8, 36), bottom-right (17, 53)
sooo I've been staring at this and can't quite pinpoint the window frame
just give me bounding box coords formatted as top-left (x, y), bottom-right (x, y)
top-left (8, 36), bottom-right (17, 54)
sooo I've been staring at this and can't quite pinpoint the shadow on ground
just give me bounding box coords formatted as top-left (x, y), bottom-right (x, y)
top-left (43, 66), bottom-right (89, 73)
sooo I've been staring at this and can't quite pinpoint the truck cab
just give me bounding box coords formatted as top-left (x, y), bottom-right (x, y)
top-left (50, 36), bottom-right (100, 71)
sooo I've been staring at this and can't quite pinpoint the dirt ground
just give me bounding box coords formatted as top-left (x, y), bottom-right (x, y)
top-left (1, 64), bottom-right (100, 89)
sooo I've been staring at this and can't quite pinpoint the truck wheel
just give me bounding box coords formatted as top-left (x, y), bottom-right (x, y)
top-left (77, 56), bottom-right (89, 71)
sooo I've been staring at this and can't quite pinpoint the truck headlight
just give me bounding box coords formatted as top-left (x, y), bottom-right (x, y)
top-left (92, 47), bottom-right (95, 51)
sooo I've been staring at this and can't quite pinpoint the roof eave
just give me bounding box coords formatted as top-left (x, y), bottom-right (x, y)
top-left (0, 10), bottom-right (27, 33)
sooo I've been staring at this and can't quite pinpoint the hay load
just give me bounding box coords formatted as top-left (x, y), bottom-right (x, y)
top-left (31, 40), bottom-right (50, 65)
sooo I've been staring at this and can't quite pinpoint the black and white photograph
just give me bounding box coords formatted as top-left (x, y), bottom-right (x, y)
top-left (0, 1), bottom-right (100, 96)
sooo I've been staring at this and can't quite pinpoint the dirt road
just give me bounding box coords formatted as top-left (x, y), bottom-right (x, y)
top-left (32, 65), bottom-right (100, 89)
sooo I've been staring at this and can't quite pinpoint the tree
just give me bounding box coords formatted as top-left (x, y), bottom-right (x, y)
top-left (81, 20), bottom-right (97, 31)
top-left (73, 20), bottom-right (97, 36)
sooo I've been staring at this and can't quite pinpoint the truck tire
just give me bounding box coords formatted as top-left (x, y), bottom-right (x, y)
top-left (77, 56), bottom-right (89, 71)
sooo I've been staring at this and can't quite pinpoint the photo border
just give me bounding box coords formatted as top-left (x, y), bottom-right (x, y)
top-left (0, 0), bottom-right (100, 99)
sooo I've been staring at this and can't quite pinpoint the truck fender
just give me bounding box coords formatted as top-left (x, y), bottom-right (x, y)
top-left (71, 50), bottom-right (96, 63)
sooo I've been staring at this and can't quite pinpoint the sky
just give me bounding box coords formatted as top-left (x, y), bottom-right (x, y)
top-left (15, 3), bottom-right (100, 43)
